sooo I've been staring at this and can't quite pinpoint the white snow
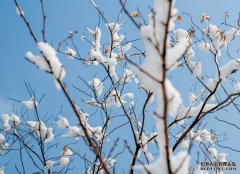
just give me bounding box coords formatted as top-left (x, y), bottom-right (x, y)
top-left (16, 6), bottom-right (24, 16)
top-left (198, 42), bottom-right (211, 52)
top-left (62, 126), bottom-right (83, 138)
top-left (194, 165), bottom-right (208, 174)
top-left (59, 146), bottom-right (73, 166)
top-left (0, 134), bottom-right (5, 144)
top-left (147, 94), bottom-right (155, 106)
top-left (88, 27), bottom-right (105, 63)
top-left (234, 82), bottom-right (240, 92)
top-left (122, 68), bottom-right (138, 83)
top-left (166, 79), bottom-right (183, 117)
top-left (105, 90), bottom-right (134, 108)
top-left (1, 114), bottom-right (11, 131)
top-left (208, 147), bottom-right (218, 159)
top-left (180, 139), bottom-right (190, 149)
top-left (132, 0), bottom-right (191, 173)
top-left (189, 61), bottom-right (202, 77)
top-left (201, 12), bottom-right (210, 23)
top-left (190, 129), bottom-right (214, 143)
top-left (174, 29), bottom-right (188, 41)
top-left (45, 160), bottom-right (55, 169)
top-left (88, 78), bottom-right (103, 97)
top-left (189, 92), bottom-right (198, 105)
top-left (9, 114), bottom-right (21, 127)
top-left (57, 115), bottom-right (69, 129)
top-left (37, 42), bottom-right (66, 80)
top-left (25, 51), bottom-right (51, 72)
top-left (62, 146), bottom-right (73, 157)
top-left (0, 167), bottom-right (4, 174)
top-left (219, 58), bottom-right (240, 80)
top-left (65, 47), bottom-right (76, 58)
top-left (59, 157), bottom-right (70, 166)
top-left (206, 77), bottom-right (217, 91)
top-left (120, 43), bottom-right (132, 53)
top-left (27, 121), bottom-right (54, 143)
top-left (22, 99), bottom-right (38, 109)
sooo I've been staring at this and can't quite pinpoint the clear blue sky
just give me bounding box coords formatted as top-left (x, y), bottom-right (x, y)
top-left (1, 0), bottom-right (240, 173)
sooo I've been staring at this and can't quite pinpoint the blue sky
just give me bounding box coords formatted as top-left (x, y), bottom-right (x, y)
top-left (1, 0), bottom-right (240, 173)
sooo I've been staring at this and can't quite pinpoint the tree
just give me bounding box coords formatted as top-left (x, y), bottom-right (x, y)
top-left (1, 0), bottom-right (240, 173)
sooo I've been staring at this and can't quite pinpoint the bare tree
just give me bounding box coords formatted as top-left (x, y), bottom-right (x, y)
top-left (1, 0), bottom-right (240, 174)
